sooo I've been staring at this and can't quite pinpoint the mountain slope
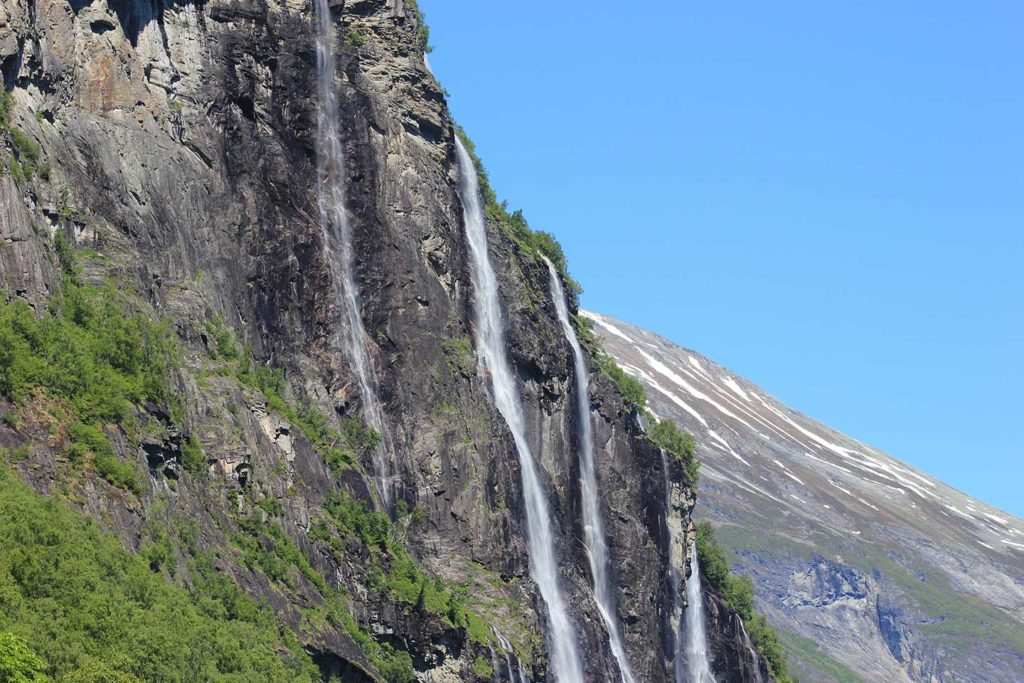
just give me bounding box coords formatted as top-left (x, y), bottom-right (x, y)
top-left (585, 310), bottom-right (1024, 682)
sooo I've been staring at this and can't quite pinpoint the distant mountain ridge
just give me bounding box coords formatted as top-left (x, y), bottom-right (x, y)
top-left (585, 310), bottom-right (1024, 683)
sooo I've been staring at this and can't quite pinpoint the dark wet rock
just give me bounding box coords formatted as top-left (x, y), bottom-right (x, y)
top-left (0, 0), bottom-right (729, 680)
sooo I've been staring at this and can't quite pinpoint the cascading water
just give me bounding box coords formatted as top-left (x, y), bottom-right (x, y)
top-left (661, 452), bottom-right (687, 683)
top-left (455, 136), bottom-right (584, 683)
top-left (491, 627), bottom-right (517, 682)
top-left (314, 0), bottom-right (395, 508)
top-left (685, 541), bottom-right (717, 683)
top-left (737, 620), bottom-right (765, 683)
top-left (545, 259), bottom-right (636, 683)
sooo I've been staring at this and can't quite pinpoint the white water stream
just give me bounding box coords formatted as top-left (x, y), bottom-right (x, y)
top-left (661, 452), bottom-right (687, 683)
top-left (546, 259), bottom-right (636, 683)
top-left (455, 136), bottom-right (583, 683)
top-left (314, 0), bottom-right (395, 508)
top-left (685, 541), bottom-right (717, 683)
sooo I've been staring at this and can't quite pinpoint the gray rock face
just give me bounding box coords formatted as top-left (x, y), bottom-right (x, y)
top-left (586, 310), bottom-right (1024, 683)
top-left (704, 591), bottom-right (773, 683)
top-left (0, 1), bottom-right (768, 681)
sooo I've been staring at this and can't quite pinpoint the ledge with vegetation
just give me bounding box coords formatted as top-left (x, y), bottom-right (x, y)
top-left (696, 522), bottom-right (795, 682)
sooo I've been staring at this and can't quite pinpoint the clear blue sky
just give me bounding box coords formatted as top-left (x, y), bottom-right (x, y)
top-left (422, 1), bottom-right (1023, 517)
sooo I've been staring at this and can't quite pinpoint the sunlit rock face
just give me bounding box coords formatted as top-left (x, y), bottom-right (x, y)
top-left (586, 310), bottom-right (1024, 683)
top-left (0, 0), bottom-right (763, 679)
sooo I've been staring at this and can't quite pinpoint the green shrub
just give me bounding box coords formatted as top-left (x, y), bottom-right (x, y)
top-left (0, 251), bottom-right (177, 494)
top-left (92, 451), bottom-right (144, 495)
top-left (181, 434), bottom-right (206, 476)
top-left (53, 231), bottom-right (79, 282)
top-left (573, 314), bottom-right (647, 408)
top-left (205, 316), bottom-right (240, 361)
top-left (472, 656), bottom-right (493, 677)
top-left (0, 90), bottom-right (13, 125)
top-left (347, 31), bottom-right (366, 47)
top-left (442, 336), bottom-right (474, 375)
top-left (6, 156), bottom-right (26, 184)
top-left (257, 497), bottom-right (283, 517)
top-left (746, 613), bottom-right (792, 682)
top-left (9, 445), bottom-right (29, 463)
top-left (232, 516), bottom-right (326, 593)
top-left (0, 464), bottom-right (319, 681)
top-left (649, 419), bottom-right (699, 482)
top-left (9, 129), bottom-right (39, 165)
top-left (234, 356), bottom-right (378, 473)
top-left (0, 283), bottom-right (177, 425)
top-left (695, 522), bottom-right (794, 681)
top-left (319, 490), bottom-right (490, 645)
top-left (65, 422), bottom-right (114, 464)
top-left (454, 127), bottom-right (582, 297)
top-left (406, 0), bottom-right (432, 53)
top-left (376, 646), bottom-right (414, 683)
top-left (4, 124), bottom-right (42, 183)
top-left (0, 631), bottom-right (47, 683)
top-left (141, 528), bottom-right (175, 574)
top-left (2, 411), bottom-right (20, 430)
top-left (64, 422), bottom-right (142, 493)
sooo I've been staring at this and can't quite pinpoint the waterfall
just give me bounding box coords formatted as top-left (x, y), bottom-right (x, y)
top-left (545, 259), bottom-right (636, 683)
top-left (455, 136), bottom-right (584, 683)
top-left (313, 0), bottom-right (395, 508)
top-left (685, 541), bottom-right (717, 683)
top-left (661, 452), bottom-right (686, 683)
top-left (737, 619), bottom-right (765, 683)
top-left (492, 627), bottom-right (517, 682)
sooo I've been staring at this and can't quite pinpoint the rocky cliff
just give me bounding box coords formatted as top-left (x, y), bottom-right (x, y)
top-left (0, 1), bottom-right (765, 681)
top-left (587, 311), bottom-right (1024, 683)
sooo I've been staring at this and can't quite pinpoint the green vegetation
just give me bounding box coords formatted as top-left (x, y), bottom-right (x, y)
top-left (230, 495), bottom-right (423, 682)
top-left (52, 231), bottom-right (78, 282)
top-left (0, 90), bottom-right (13, 123)
top-left (2, 410), bottom-right (20, 429)
top-left (695, 522), bottom-right (794, 682)
top-left (405, 0), bottom-right (432, 53)
top-left (312, 490), bottom-right (491, 646)
top-left (204, 316), bottom-right (241, 362)
top-left (0, 631), bottom-right (47, 683)
top-left (572, 315), bottom-right (700, 485)
top-left (1, 89), bottom-right (45, 183)
top-left (0, 242), bottom-right (178, 492)
top-left (776, 629), bottom-right (864, 683)
top-left (192, 322), bottom-right (438, 680)
top-left (65, 422), bottom-right (144, 494)
top-left (455, 127), bottom-right (582, 297)
top-left (233, 514), bottom-right (325, 592)
top-left (442, 335), bottom-right (474, 375)
top-left (573, 313), bottom-right (647, 408)
top-left (0, 283), bottom-right (176, 426)
top-left (347, 30), bottom-right (366, 47)
top-left (201, 321), bottom-right (380, 474)
top-left (0, 463), bottom-right (320, 681)
top-left (1, 444), bottom-right (30, 464)
top-left (649, 418), bottom-right (699, 482)
top-left (472, 656), bottom-right (493, 677)
top-left (181, 434), bottom-right (206, 476)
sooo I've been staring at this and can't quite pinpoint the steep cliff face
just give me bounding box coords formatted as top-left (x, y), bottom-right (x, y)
top-left (588, 311), bottom-right (1024, 683)
top-left (703, 591), bottom-right (772, 683)
top-left (0, 1), bottom-right (764, 681)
